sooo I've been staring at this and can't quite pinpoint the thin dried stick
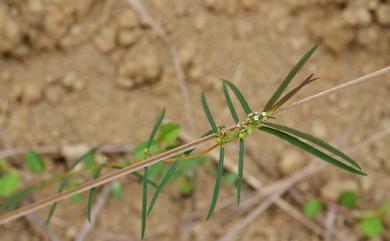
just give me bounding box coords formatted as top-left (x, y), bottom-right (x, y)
top-left (273, 66), bottom-right (390, 114)
top-left (324, 206), bottom-right (337, 241)
top-left (127, 0), bottom-right (195, 135)
top-left (0, 67), bottom-right (387, 225)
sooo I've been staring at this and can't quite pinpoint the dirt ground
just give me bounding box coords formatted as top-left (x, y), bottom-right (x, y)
top-left (0, 0), bottom-right (390, 240)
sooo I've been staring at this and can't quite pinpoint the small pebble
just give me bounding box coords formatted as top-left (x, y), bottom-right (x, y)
top-left (377, 5), bottom-right (390, 25)
top-left (61, 72), bottom-right (84, 91)
top-left (61, 144), bottom-right (90, 169)
top-left (235, 20), bottom-right (253, 39)
top-left (45, 86), bottom-right (63, 104)
top-left (94, 27), bottom-right (116, 53)
top-left (311, 121), bottom-right (328, 139)
top-left (342, 7), bottom-right (372, 26)
top-left (116, 9), bottom-right (139, 29)
top-left (117, 29), bottom-right (141, 47)
top-left (194, 14), bottom-right (207, 32)
top-left (22, 84), bottom-right (42, 104)
top-left (279, 149), bottom-right (307, 175)
top-left (116, 53), bottom-right (162, 89)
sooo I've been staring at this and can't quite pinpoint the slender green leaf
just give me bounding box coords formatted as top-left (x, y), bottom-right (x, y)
top-left (158, 123), bottom-right (181, 145)
top-left (46, 181), bottom-right (67, 224)
top-left (206, 147), bottom-right (225, 220)
top-left (237, 139), bottom-right (244, 206)
top-left (87, 165), bottom-right (104, 222)
top-left (259, 127), bottom-right (366, 176)
top-left (304, 199), bottom-right (322, 219)
top-left (148, 161), bottom-right (179, 215)
top-left (201, 93), bottom-right (218, 132)
top-left (222, 80), bottom-right (252, 115)
top-left (25, 150), bottom-right (45, 174)
top-left (46, 146), bottom-right (100, 224)
top-left (264, 122), bottom-right (361, 170)
top-left (361, 216), bottom-right (383, 238)
top-left (269, 74), bottom-right (318, 111)
top-left (141, 167), bottom-right (148, 239)
top-left (147, 108), bottom-right (166, 149)
top-left (222, 82), bottom-right (239, 123)
top-left (0, 172), bottom-right (20, 197)
top-left (263, 44), bottom-right (318, 112)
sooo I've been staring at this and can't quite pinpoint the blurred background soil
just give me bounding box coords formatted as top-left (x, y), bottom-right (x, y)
top-left (0, 0), bottom-right (389, 240)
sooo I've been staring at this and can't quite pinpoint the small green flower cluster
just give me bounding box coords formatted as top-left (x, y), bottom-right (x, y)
top-left (216, 112), bottom-right (270, 145)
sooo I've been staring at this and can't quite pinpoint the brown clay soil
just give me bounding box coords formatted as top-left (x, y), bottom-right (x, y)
top-left (0, 0), bottom-right (390, 240)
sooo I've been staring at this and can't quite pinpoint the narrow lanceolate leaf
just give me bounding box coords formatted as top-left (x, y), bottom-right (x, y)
top-left (87, 165), bottom-right (104, 222)
top-left (237, 139), bottom-right (244, 206)
top-left (46, 146), bottom-right (100, 224)
top-left (222, 82), bottom-right (239, 123)
top-left (264, 122), bottom-right (361, 170)
top-left (222, 79), bottom-right (252, 115)
top-left (148, 161), bottom-right (179, 215)
top-left (46, 181), bottom-right (67, 224)
top-left (206, 147), bottom-right (225, 220)
top-left (201, 93), bottom-right (218, 132)
top-left (141, 167), bottom-right (148, 240)
top-left (259, 127), bottom-right (366, 176)
top-left (147, 108), bottom-right (166, 149)
top-left (269, 74), bottom-right (319, 112)
top-left (263, 44), bottom-right (319, 112)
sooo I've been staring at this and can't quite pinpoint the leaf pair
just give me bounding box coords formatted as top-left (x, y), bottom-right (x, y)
top-left (141, 108), bottom-right (165, 239)
top-left (263, 44), bottom-right (319, 113)
top-left (259, 126), bottom-right (365, 175)
top-left (201, 93), bottom-right (226, 219)
top-left (222, 81), bottom-right (250, 205)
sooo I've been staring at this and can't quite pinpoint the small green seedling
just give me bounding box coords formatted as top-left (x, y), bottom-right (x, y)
top-left (111, 181), bottom-right (124, 200)
top-left (304, 199), bottom-right (322, 219)
top-left (361, 216), bottom-right (383, 238)
top-left (25, 150), bottom-right (46, 174)
top-left (338, 191), bottom-right (357, 208)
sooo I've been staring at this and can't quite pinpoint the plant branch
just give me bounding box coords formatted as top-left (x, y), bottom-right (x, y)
top-left (0, 67), bottom-right (388, 225)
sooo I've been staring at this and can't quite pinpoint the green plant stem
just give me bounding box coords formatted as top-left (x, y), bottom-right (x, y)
top-left (0, 66), bottom-right (388, 225)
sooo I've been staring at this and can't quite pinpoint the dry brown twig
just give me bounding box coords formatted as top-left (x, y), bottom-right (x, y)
top-left (0, 66), bottom-right (388, 225)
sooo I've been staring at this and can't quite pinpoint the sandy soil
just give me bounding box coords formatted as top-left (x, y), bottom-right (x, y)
top-left (0, 0), bottom-right (389, 240)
